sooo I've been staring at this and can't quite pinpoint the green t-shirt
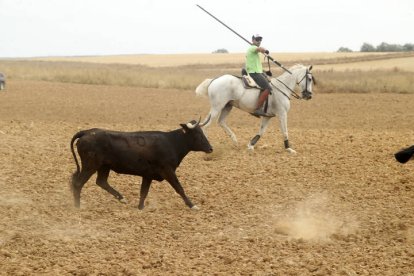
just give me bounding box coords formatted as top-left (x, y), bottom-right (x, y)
top-left (245, 45), bottom-right (263, 73)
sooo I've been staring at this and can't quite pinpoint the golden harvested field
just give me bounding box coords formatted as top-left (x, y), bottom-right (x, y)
top-left (317, 56), bottom-right (414, 72)
top-left (33, 52), bottom-right (363, 67)
top-left (32, 52), bottom-right (414, 71)
top-left (0, 75), bottom-right (413, 275)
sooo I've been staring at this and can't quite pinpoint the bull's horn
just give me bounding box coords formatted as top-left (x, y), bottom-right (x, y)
top-left (199, 114), bottom-right (211, 127)
top-left (186, 117), bottom-right (202, 129)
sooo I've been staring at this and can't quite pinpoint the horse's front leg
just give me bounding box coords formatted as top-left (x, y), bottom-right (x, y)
top-left (278, 113), bottom-right (296, 154)
top-left (247, 117), bottom-right (271, 150)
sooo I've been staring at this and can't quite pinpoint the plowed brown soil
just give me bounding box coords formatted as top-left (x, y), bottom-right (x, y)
top-left (0, 80), bottom-right (413, 275)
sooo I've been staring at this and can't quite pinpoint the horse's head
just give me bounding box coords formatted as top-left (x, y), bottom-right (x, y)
top-left (296, 65), bottom-right (315, 100)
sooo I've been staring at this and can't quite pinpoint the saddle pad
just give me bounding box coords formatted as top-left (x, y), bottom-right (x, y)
top-left (242, 75), bottom-right (261, 89)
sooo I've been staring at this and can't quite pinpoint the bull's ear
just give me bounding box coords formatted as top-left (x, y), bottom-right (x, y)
top-left (180, 124), bottom-right (188, 133)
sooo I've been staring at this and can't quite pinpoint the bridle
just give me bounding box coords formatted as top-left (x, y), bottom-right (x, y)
top-left (270, 68), bottom-right (313, 100)
top-left (297, 69), bottom-right (313, 99)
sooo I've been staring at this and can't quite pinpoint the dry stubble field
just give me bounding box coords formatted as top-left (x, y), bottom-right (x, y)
top-left (0, 78), bottom-right (413, 275)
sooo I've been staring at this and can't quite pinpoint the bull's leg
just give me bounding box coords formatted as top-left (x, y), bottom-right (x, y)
top-left (218, 104), bottom-right (238, 145)
top-left (162, 168), bottom-right (196, 209)
top-left (247, 117), bottom-right (271, 150)
top-left (96, 167), bottom-right (126, 203)
top-left (71, 169), bottom-right (95, 208)
top-left (138, 177), bottom-right (152, 210)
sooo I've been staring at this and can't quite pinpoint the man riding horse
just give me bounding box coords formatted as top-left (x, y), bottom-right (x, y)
top-left (245, 34), bottom-right (274, 117)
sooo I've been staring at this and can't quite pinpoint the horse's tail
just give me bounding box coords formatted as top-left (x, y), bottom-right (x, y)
top-left (195, 78), bottom-right (213, 97)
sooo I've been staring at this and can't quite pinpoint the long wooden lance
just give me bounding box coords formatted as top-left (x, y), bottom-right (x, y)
top-left (196, 4), bottom-right (292, 74)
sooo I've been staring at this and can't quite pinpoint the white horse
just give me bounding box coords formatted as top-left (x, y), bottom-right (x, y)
top-left (195, 64), bottom-right (315, 154)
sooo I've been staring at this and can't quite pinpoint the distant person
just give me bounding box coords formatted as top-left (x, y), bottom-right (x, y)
top-left (245, 34), bottom-right (274, 117)
top-left (0, 72), bottom-right (5, 90)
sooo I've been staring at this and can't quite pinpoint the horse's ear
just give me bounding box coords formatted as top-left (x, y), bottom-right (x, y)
top-left (308, 65), bottom-right (313, 71)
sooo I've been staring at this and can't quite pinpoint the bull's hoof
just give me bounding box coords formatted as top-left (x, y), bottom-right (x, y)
top-left (74, 201), bottom-right (80, 208)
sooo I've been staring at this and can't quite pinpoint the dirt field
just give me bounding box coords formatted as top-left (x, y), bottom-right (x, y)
top-left (0, 80), bottom-right (413, 275)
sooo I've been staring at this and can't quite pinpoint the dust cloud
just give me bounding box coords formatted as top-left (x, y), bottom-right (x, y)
top-left (274, 192), bottom-right (359, 240)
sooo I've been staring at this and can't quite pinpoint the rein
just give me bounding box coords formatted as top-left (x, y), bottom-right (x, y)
top-left (271, 79), bottom-right (301, 100)
top-left (266, 57), bottom-right (303, 100)
top-left (269, 67), bottom-right (313, 100)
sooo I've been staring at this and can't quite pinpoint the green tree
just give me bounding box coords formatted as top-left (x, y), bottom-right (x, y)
top-left (212, 48), bottom-right (229, 54)
top-left (403, 43), bottom-right (414, 51)
top-left (360, 43), bottom-right (376, 52)
top-left (337, 47), bottom-right (353, 52)
top-left (376, 42), bottom-right (403, 52)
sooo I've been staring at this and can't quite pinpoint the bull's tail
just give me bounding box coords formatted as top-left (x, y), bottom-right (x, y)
top-left (70, 130), bottom-right (88, 188)
top-left (195, 78), bottom-right (213, 97)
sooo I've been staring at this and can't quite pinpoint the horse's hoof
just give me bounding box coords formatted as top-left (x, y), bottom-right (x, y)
top-left (286, 148), bottom-right (297, 154)
top-left (119, 198), bottom-right (128, 204)
top-left (247, 144), bottom-right (255, 151)
top-left (231, 141), bottom-right (239, 147)
top-left (191, 205), bottom-right (200, 211)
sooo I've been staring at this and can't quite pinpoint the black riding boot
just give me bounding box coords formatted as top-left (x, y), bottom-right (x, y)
top-left (252, 89), bottom-right (274, 117)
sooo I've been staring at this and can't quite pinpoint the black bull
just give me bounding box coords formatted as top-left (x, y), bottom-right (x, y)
top-left (70, 118), bottom-right (212, 210)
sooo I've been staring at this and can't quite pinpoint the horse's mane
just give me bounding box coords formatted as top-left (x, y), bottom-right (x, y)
top-left (290, 64), bottom-right (306, 70)
top-left (273, 63), bottom-right (315, 85)
top-left (276, 64), bottom-right (303, 80)
top-left (283, 64), bottom-right (316, 85)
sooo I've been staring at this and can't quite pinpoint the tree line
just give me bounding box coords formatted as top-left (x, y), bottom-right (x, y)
top-left (338, 42), bottom-right (414, 52)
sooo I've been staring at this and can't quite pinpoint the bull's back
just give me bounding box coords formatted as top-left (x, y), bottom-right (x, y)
top-left (76, 129), bottom-right (171, 179)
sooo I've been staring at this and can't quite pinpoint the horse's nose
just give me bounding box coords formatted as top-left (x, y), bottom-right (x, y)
top-left (302, 91), bottom-right (312, 100)
top-left (303, 93), bottom-right (312, 100)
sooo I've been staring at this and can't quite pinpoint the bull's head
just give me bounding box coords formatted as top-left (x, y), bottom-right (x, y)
top-left (181, 116), bottom-right (213, 153)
